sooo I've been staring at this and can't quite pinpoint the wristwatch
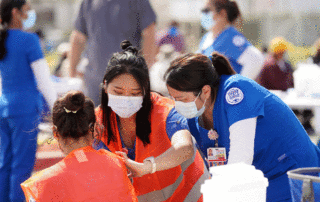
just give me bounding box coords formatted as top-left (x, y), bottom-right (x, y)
top-left (143, 156), bottom-right (156, 174)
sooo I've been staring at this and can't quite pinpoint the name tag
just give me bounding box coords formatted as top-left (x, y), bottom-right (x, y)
top-left (207, 147), bottom-right (227, 167)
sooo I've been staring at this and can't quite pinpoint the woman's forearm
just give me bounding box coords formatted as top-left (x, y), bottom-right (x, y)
top-left (154, 142), bottom-right (194, 172)
top-left (154, 130), bottom-right (194, 172)
top-left (117, 130), bottom-right (195, 177)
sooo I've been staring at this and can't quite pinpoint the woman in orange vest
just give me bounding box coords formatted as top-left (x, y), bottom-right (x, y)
top-left (94, 40), bottom-right (210, 202)
top-left (21, 91), bottom-right (138, 202)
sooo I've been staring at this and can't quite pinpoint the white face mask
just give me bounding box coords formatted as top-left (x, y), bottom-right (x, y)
top-left (175, 92), bottom-right (206, 119)
top-left (23, 10), bottom-right (36, 30)
top-left (201, 11), bottom-right (216, 31)
top-left (108, 94), bottom-right (143, 118)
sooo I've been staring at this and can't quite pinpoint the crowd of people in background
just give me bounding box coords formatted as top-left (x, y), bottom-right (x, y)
top-left (1, 0), bottom-right (320, 201)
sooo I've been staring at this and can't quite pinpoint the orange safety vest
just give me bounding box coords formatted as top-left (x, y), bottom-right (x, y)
top-left (21, 146), bottom-right (138, 202)
top-left (96, 93), bottom-right (210, 202)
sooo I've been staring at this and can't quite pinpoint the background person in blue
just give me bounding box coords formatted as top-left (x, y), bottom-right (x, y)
top-left (199, 0), bottom-right (264, 80)
top-left (0, 0), bottom-right (57, 201)
top-left (165, 52), bottom-right (320, 201)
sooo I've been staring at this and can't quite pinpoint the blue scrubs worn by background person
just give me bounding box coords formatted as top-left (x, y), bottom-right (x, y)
top-left (165, 52), bottom-right (320, 202)
top-left (199, 0), bottom-right (264, 80)
top-left (0, 1), bottom-right (57, 201)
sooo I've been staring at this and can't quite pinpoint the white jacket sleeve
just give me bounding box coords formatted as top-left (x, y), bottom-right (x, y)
top-left (228, 117), bottom-right (257, 165)
top-left (31, 58), bottom-right (57, 111)
top-left (238, 46), bottom-right (264, 80)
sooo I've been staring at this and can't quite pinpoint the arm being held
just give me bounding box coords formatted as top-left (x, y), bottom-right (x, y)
top-left (117, 129), bottom-right (194, 177)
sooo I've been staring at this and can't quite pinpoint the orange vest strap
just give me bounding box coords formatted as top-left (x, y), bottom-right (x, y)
top-left (137, 138), bottom-right (210, 202)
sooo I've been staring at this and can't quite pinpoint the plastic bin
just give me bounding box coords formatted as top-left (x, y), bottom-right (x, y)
top-left (201, 163), bottom-right (269, 202)
top-left (287, 167), bottom-right (320, 202)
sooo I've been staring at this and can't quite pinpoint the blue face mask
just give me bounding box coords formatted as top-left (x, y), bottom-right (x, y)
top-left (201, 12), bottom-right (215, 31)
top-left (23, 10), bottom-right (36, 30)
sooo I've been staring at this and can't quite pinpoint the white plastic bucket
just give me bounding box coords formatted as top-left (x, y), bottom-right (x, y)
top-left (201, 163), bottom-right (269, 202)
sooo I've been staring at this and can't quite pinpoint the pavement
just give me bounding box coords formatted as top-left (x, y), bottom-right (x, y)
top-left (34, 123), bottom-right (64, 172)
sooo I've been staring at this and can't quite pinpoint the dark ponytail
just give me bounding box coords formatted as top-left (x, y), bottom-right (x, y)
top-left (210, 52), bottom-right (237, 76)
top-left (213, 0), bottom-right (240, 23)
top-left (101, 40), bottom-right (152, 146)
top-left (0, 29), bottom-right (8, 60)
top-left (313, 49), bottom-right (320, 65)
top-left (53, 90), bottom-right (96, 140)
top-left (165, 52), bottom-right (236, 100)
top-left (0, 0), bottom-right (26, 60)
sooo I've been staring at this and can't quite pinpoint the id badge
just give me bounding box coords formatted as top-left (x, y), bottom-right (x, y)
top-left (207, 147), bottom-right (227, 167)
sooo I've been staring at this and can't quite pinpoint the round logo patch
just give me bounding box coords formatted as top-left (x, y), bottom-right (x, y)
top-left (232, 35), bottom-right (246, 47)
top-left (226, 88), bottom-right (244, 105)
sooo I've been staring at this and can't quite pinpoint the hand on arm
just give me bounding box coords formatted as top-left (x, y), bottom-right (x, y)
top-left (69, 30), bottom-right (87, 77)
top-left (116, 129), bottom-right (194, 177)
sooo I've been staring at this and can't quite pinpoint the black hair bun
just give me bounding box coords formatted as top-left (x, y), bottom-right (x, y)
top-left (120, 40), bottom-right (138, 55)
top-left (64, 91), bottom-right (85, 112)
top-left (120, 40), bottom-right (132, 50)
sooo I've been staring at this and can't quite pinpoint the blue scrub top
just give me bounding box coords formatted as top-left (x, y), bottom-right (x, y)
top-left (0, 30), bottom-right (44, 117)
top-left (188, 74), bottom-right (320, 178)
top-left (94, 108), bottom-right (189, 160)
top-left (199, 27), bottom-right (251, 73)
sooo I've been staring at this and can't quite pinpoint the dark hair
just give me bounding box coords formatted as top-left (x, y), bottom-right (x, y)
top-left (101, 40), bottom-right (152, 146)
top-left (212, 0), bottom-right (240, 23)
top-left (170, 20), bottom-right (179, 27)
top-left (0, 0), bottom-right (26, 60)
top-left (165, 52), bottom-right (236, 98)
top-left (53, 91), bottom-right (96, 140)
top-left (313, 49), bottom-right (320, 65)
top-left (262, 45), bottom-right (268, 54)
top-left (35, 29), bottom-right (44, 39)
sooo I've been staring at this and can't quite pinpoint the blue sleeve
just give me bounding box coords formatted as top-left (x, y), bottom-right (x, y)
top-left (224, 78), bottom-right (266, 126)
top-left (92, 139), bottom-right (110, 151)
top-left (135, 0), bottom-right (156, 31)
top-left (214, 28), bottom-right (251, 61)
top-left (74, 0), bottom-right (88, 36)
top-left (166, 108), bottom-right (189, 140)
top-left (26, 34), bottom-right (44, 64)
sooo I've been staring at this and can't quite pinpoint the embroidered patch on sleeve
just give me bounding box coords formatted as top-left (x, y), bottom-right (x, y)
top-left (226, 87), bottom-right (244, 105)
top-left (232, 35), bottom-right (246, 47)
